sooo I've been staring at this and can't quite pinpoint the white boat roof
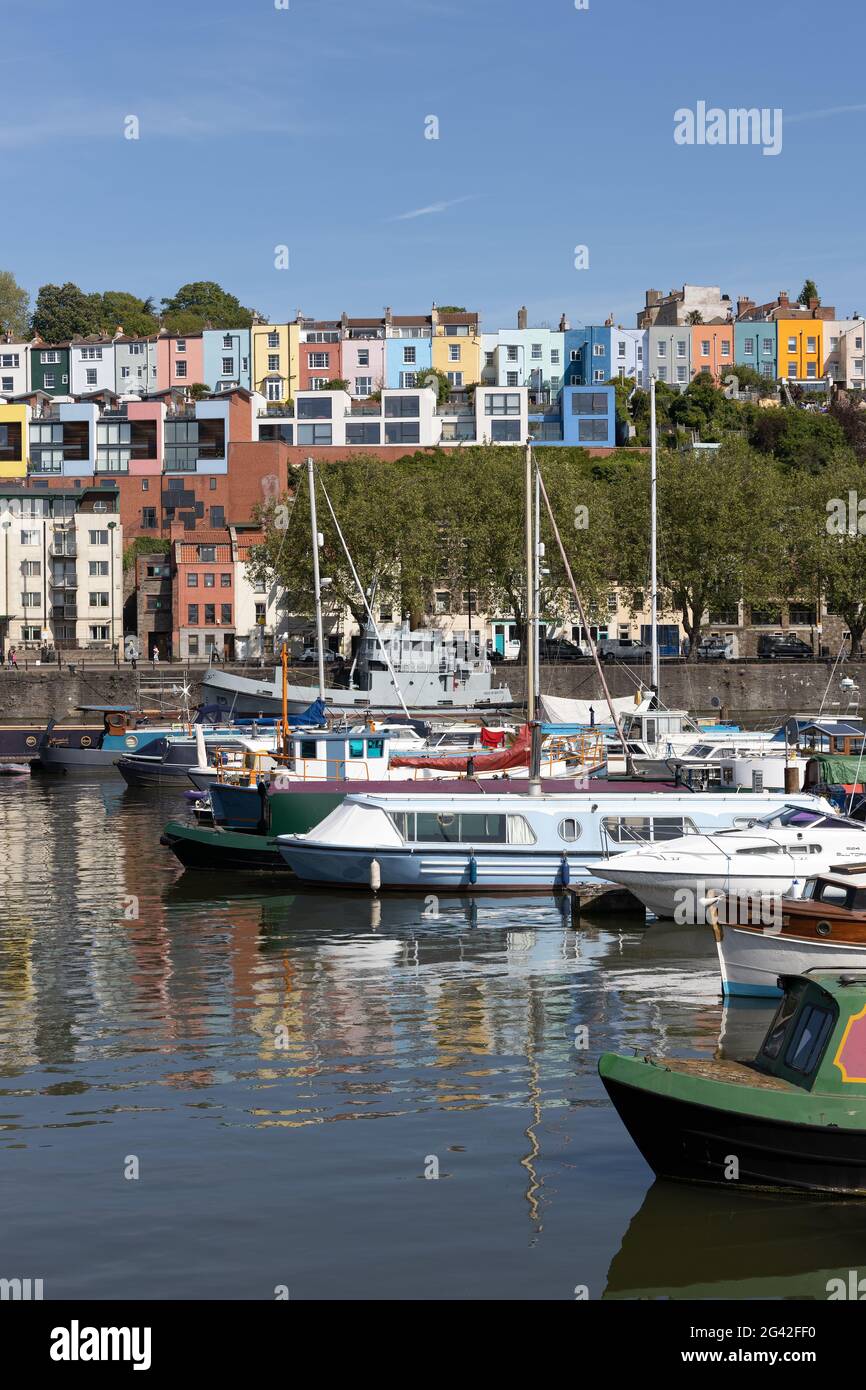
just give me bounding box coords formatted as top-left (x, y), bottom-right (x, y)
top-left (336, 789), bottom-right (828, 812)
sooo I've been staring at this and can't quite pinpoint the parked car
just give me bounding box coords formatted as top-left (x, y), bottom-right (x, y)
top-left (697, 635), bottom-right (735, 661)
top-left (757, 634), bottom-right (813, 661)
top-left (538, 637), bottom-right (587, 663)
top-left (298, 647), bottom-right (337, 664)
top-left (597, 637), bottom-right (652, 664)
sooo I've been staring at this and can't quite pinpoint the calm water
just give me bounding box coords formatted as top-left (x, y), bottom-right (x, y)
top-left (3, 775), bottom-right (866, 1301)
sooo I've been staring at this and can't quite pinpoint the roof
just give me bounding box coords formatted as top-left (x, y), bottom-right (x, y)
top-left (802, 720), bottom-right (866, 738)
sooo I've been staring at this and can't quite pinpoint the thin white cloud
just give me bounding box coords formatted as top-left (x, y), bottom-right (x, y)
top-left (786, 103), bottom-right (866, 125)
top-left (389, 196), bottom-right (477, 222)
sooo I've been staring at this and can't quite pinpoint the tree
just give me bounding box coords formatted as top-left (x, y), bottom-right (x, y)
top-left (160, 281), bottom-right (255, 331)
top-left (748, 408), bottom-right (849, 472)
top-left (320, 378), bottom-right (350, 393)
top-left (188, 382), bottom-right (212, 398)
top-left (0, 271), bottom-right (29, 337)
top-left (829, 394), bottom-right (866, 463)
top-left (436, 306), bottom-right (466, 313)
top-left (415, 367), bottom-right (453, 405)
top-left (31, 282), bottom-right (100, 341)
top-left (686, 310), bottom-right (704, 325)
top-left (798, 279), bottom-right (819, 306)
top-left (793, 462), bottom-right (866, 655)
top-left (95, 291), bottom-right (158, 338)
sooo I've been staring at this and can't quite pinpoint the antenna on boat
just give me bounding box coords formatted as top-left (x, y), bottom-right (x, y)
top-left (650, 375), bottom-right (660, 699)
top-left (306, 456), bottom-right (328, 702)
top-left (534, 453), bottom-right (635, 774)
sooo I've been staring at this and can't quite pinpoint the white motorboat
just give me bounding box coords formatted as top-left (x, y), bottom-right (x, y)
top-left (591, 805), bottom-right (866, 920)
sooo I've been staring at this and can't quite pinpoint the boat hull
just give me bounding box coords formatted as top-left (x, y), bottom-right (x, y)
top-left (600, 1065), bottom-right (866, 1196)
top-left (161, 822), bottom-right (288, 873)
top-left (202, 667), bottom-right (513, 716)
top-left (717, 925), bottom-right (866, 998)
top-left (277, 842), bottom-right (599, 891)
top-left (596, 869), bottom-right (798, 920)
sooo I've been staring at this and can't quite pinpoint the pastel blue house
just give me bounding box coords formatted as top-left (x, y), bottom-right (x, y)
top-left (530, 385), bottom-right (617, 448)
top-left (202, 329), bottom-right (251, 392)
top-left (734, 322), bottom-right (777, 381)
top-left (385, 334), bottom-right (433, 388)
top-left (564, 326), bottom-right (611, 387)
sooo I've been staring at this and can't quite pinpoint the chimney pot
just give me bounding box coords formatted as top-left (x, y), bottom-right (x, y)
top-left (517, 305), bottom-right (528, 330)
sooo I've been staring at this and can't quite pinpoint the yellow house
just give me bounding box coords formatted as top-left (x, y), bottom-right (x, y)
top-left (251, 322), bottom-right (299, 403)
top-left (0, 403), bottom-right (28, 479)
top-left (431, 310), bottom-right (482, 386)
top-left (777, 319), bottom-right (824, 384)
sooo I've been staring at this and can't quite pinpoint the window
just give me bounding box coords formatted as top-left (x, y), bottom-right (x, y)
top-left (656, 341), bottom-right (666, 357)
top-left (449, 344), bottom-right (461, 362)
top-left (354, 376), bottom-right (372, 397)
top-left (447, 371), bottom-right (463, 387)
top-left (485, 393), bottom-right (520, 416)
top-left (788, 336), bottom-right (797, 352)
top-left (175, 361), bottom-right (187, 379)
top-left (89, 591), bottom-right (109, 607)
top-left (220, 604), bottom-right (232, 624)
top-left (175, 339), bottom-right (186, 353)
top-left (385, 395), bottom-right (420, 417)
top-left (676, 340), bottom-right (686, 357)
top-left (89, 625), bottom-right (109, 641)
top-left (41, 351), bottom-right (60, 364)
top-left (531, 343), bottom-right (542, 360)
top-left (187, 635), bottom-right (199, 656)
top-left (188, 603), bottom-right (199, 624)
top-left (506, 371), bottom-right (519, 387)
top-left (0, 353), bottom-right (19, 368)
top-left (593, 343), bottom-right (605, 357)
top-left (676, 364), bottom-right (688, 383)
top-left (491, 420), bottom-right (520, 442)
top-left (593, 368), bottom-right (605, 382)
top-left (398, 372), bottom-right (416, 388)
top-left (204, 573), bottom-right (215, 588)
top-left (121, 366), bottom-right (130, 379)
top-left (89, 561), bottom-right (109, 576)
top-left (721, 342), bottom-right (730, 357)
top-left (89, 530), bottom-right (109, 545)
top-left (209, 477), bottom-right (218, 490)
top-left (571, 392), bottom-right (607, 416)
top-left (221, 357), bottom-right (234, 375)
top-left (784, 1004), bottom-right (835, 1076)
top-left (402, 346), bottom-right (416, 365)
top-left (210, 506), bottom-right (224, 528)
top-left (507, 346), bottom-right (519, 362)
top-left (204, 604), bottom-right (215, 624)
top-left (43, 373), bottom-right (55, 388)
top-left (744, 337), bottom-right (755, 355)
top-left (298, 396), bottom-right (332, 419)
top-left (223, 335), bottom-right (232, 349)
top-left (85, 369), bottom-right (97, 386)
top-left (788, 361), bottom-right (798, 377)
top-left (558, 818), bottom-right (580, 841)
top-left (220, 573), bottom-right (231, 587)
top-left (188, 572), bottom-right (198, 587)
top-left (579, 419), bottom-right (608, 441)
top-left (807, 362), bottom-right (817, 378)
top-left (297, 424), bottom-right (332, 445)
top-left (198, 546), bottom-right (215, 562)
top-left (806, 337), bottom-right (816, 354)
top-left (81, 348), bottom-right (102, 361)
top-left (267, 332), bottom-right (279, 349)
top-left (1, 378), bottom-right (12, 393)
top-left (384, 421), bottom-right (420, 444)
top-left (762, 338), bottom-right (773, 355)
top-left (357, 349), bottom-right (370, 367)
top-left (267, 354), bottom-right (280, 371)
top-left (22, 560), bottom-right (41, 577)
top-left (346, 422), bottom-right (380, 444)
top-left (617, 342), bottom-right (626, 358)
top-left (21, 626), bottom-right (41, 641)
top-left (21, 529), bottom-right (39, 545)
top-left (21, 591), bottom-right (40, 607)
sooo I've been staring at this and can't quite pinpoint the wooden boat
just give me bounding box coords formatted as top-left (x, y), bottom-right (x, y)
top-left (713, 864), bottom-right (866, 996)
top-left (599, 970), bottom-right (866, 1195)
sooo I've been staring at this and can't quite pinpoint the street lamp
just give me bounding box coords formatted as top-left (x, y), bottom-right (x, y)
top-left (107, 521), bottom-right (117, 663)
top-left (1, 519), bottom-right (10, 662)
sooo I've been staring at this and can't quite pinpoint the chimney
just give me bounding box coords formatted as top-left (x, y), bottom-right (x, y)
top-left (737, 296), bottom-right (755, 319)
top-left (384, 306), bottom-right (392, 326)
top-left (779, 291), bottom-right (789, 307)
top-left (646, 290), bottom-right (661, 306)
top-left (517, 306), bottom-right (528, 330)
top-left (604, 314), bottom-right (613, 328)
top-left (808, 297), bottom-right (819, 312)
top-left (559, 313), bottom-right (570, 332)
top-left (340, 311), bottom-right (348, 330)
top-left (431, 304), bottom-right (440, 326)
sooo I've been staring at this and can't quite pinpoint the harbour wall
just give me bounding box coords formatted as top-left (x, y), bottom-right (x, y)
top-left (0, 659), bottom-right (856, 725)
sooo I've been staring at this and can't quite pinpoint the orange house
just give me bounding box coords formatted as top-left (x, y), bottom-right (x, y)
top-left (691, 323), bottom-right (735, 383)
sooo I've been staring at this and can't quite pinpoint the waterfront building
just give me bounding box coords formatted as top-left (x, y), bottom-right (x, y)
top-left (690, 321), bottom-right (734, 383)
top-left (296, 318), bottom-right (343, 392)
top-left (564, 324), bottom-right (612, 387)
top-left (114, 335), bottom-right (159, 395)
top-left (777, 317), bottom-right (824, 387)
top-left (0, 402), bottom-right (30, 479)
top-left (638, 285), bottom-right (732, 328)
top-left (481, 311), bottom-right (566, 399)
top-left (341, 317), bottom-right (386, 399)
top-left (0, 335), bottom-right (31, 397)
top-left (384, 311), bottom-right (433, 388)
top-left (733, 321), bottom-right (777, 380)
top-left (430, 309), bottom-right (482, 389)
top-left (251, 321), bottom-right (298, 402)
top-left (0, 483), bottom-right (122, 653)
top-left (202, 328), bottom-right (251, 393)
top-left (156, 331), bottom-right (204, 392)
top-left (69, 335), bottom-right (118, 396)
top-left (610, 328), bottom-right (646, 386)
top-left (29, 340), bottom-right (71, 396)
top-left (823, 319), bottom-right (866, 389)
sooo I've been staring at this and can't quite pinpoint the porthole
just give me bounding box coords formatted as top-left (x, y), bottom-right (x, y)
top-left (558, 817), bottom-right (581, 842)
top-left (25, 736), bottom-right (37, 748)
top-left (816, 920), bottom-right (832, 937)
top-left (80, 736), bottom-right (92, 748)
top-left (124, 735), bottom-right (139, 749)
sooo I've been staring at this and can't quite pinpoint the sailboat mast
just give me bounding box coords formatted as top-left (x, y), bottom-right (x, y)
top-left (307, 456), bottom-right (327, 701)
top-left (525, 440), bottom-right (536, 724)
top-left (649, 376), bottom-right (659, 696)
top-left (533, 463), bottom-right (541, 712)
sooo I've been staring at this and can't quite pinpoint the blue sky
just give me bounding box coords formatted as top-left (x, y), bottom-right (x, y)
top-left (2, 0), bottom-right (865, 329)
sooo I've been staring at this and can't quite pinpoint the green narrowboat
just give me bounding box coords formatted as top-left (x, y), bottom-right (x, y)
top-left (599, 970), bottom-right (866, 1196)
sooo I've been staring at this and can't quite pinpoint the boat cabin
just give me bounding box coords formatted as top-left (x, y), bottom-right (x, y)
top-left (750, 971), bottom-right (866, 1094)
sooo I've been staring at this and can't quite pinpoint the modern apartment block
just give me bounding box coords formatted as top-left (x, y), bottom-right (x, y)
top-left (0, 483), bottom-right (122, 652)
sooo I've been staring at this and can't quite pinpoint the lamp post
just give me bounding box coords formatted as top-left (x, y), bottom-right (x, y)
top-left (1, 519), bottom-right (10, 662)
top-left (107, 521), bottom-right (117, 663)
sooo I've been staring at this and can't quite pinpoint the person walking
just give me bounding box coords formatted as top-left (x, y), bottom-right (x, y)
top-left (10, 647), bottom-right (18, 670)
top-left (152, 645), bottom-right (160, 667)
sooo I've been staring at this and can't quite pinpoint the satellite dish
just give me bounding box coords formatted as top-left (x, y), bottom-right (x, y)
top-left (710, 696), bottom-right (721, 709)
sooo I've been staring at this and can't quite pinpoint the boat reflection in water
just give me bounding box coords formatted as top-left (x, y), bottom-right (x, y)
top-left (604, 1180), bottom-right (866, 1300)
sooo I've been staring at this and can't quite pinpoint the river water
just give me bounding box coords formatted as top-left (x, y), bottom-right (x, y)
top-left (2, 774), bottom-right (866, 1301)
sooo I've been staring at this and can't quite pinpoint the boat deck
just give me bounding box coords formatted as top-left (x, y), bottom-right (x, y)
top-left (656, 1058), bottom-right (793, 1091)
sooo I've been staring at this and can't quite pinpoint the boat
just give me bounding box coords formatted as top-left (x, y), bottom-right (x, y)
top-left (599, 969), bottom-right (866, 1195)
top-left (713, 864), bottom-right (866, 997)
top-left (590, 803), bottom-right (864, 919)
top-left (274, 788), bottom-right (832, 892)
top-left (35, 706), bottom-right (187, 771)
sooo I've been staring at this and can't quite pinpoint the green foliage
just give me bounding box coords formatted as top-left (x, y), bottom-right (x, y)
top-left (0, 270), bottom-right (30, 337)
top-left (32, 282), bottom-right (100, 341)
top-left (747, 407), bottom-right (847, 472)
top-left (188, 382), bottom-right (212, 398)
top-left (798, 279), bottom-right (819, 306)
top-left (123, 537), bottom-right (170, 573)
top-left (95, 291), bottom-right (158, 338)
top-left (160, 281), bottom-right (255, 331)
top-left (414, 367), bottom-right (453, 404)
top-left (320, 379), bottom-right (350, 393)
top-left (436, 306), bottom-right (466, 313)
top-left (792, 461), bottom-right (866, 653)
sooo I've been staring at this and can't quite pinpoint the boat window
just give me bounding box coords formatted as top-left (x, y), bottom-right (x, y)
top-left (506, 815), bottom-right (536, 845)
top-left (816, 881), bottom-right (853, 908)
top-left (784, 1004), bottom-right (835, 1077)
top-left (458, 813), bottom-right (509, 844)
top-left (603, 816), bottom-right (652, 844)
top-left (367, 738), bottom-right (384, 759)
top-left (558, 817), bottom-right (580, 842)
top-left (759, 991), bottom-right (801, 1061)
top-left (808, 844), bottom-right (823, 854)
top-left (348, 739), bottom-right (365, 758)
top-left (651, 816), bottom-right (697, 841)
top-left (299, 739), bottom-right (318, 760)
top-left (389, 811), bottom-right (413, 841)
top-left (645, 720), bottom-right (656, 743)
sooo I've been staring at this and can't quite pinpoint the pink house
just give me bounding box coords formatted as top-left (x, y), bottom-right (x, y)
top-left (156, 333), bottom-right (205, 391)
top-left (127, 399), bottom-right (164, 476)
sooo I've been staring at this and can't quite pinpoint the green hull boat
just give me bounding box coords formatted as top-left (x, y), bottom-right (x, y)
top-left (600, 971), bottom-right (866, 1196)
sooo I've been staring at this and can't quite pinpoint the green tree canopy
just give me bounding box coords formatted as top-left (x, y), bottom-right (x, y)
top-left (798, 279), bottom-right (819, 305)
top-left (0, 270), bottom-right (30, 337)
top-left (161, 281), bottom-right (255, 331)
top-left (31, 282), bottom-right (100, 341)
top-left (95, 291), bottom-right (158, 338)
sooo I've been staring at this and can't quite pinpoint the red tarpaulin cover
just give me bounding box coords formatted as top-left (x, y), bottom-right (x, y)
top-left (480, 728), bottom-right (506, 749)
top-left (390, 724), bottom-right (531, 773)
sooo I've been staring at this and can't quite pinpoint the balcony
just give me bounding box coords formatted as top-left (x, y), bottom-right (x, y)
top-left (257, 404), bottom-right (295, 418)
top-left (49, 574), bottom-right (78, 590)
top-left (50, 542), bottom-right (77, 558)
top-left (344, 401), bottom-right (382, 417)
top-left (52, 605), bottom-right (78, 620)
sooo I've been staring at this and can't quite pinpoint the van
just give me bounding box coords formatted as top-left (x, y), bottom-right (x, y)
top-left (757, 633), bottom-right (812, 661)
top-left (597, 637), bottom-right (652, 664)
